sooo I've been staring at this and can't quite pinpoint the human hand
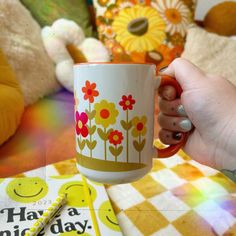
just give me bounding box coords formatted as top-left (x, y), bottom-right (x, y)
top-left (158, 58), bottom-right (236, 171)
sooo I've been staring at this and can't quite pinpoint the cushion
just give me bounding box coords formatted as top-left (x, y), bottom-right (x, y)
top-left (93, 0), bottom-right (196, 68)
top-left (195, 0), bottom-right (236, 36)
top-left (0, 48), bottom-right (24, 146)
top-left (0, 0), bottom-right (60, 105)
top-left (20, 0), bottom-right (95, 37)
top-left (203, 1), bottom-right (236, 36)
top-left (182, 27), bottom-right (236, 86)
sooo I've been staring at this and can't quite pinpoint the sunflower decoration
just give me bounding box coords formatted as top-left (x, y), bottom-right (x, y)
top-left (152, 0), bottom-right (191, 36)
top-left (94, 100), bottom-right (119, 160)
top-left (170, 45), bottom-right (184, 59)
top-left (112, 5), bottom-right (166, 53)
top-left (145, 44), bottom-right (173, 71)
top-left (131, 116), bottom-right (147, 163)
top-left (167, 32), bottom-right (185, 46)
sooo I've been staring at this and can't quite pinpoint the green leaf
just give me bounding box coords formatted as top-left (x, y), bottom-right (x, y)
top-left (133, 140), bottom-right (140, 152)
top-left (86, 109), bottom-right (96, 120)
top-left (121, 120), bottom-right (132, 130)
top-left (139, 139), bottom-right (146, 151)
top-left (127, 121), bottom-right (132, 130)
top-left (97, 128), bottom-right (106, 140)
top-left (105, 128), bottom-right (113, 141)
top-left (88, 125), bottom-right (96, 135)
top-left (109, 146), bottom-right (116, 156)
top-left (116, 146), bottom-right (123, 156)
top-left (120, 120), bottom-right (127, 130)
top-left (133, 139), bottom-right (146, 152)
top-left (86, 140), bottom-right (97, 150)
top-left (78, 139), bottom-right (85, 150)
top-left (90, 110), bottom-right (96, 119)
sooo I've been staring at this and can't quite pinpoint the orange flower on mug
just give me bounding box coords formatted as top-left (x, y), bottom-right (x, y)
top-left (119, 95), bottom-right (136, 111)
top-left (131, 116), bottom-right (147, 137)
top-left (82, 80), bottom-right (99, 103)
top-left (109, 130), bottom-right (124, 146)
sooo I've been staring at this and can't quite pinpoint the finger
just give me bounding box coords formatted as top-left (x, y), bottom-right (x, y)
top-left (159, 58), bottom-right (206, 90)
top-left (159, 129), bottom-right (184, 144)
top-left (158, 113), bottom-right (192, 132)
top-left (158, 85), bottom-right (177, 101)
top-left (159, 98), bottom-right (187, 117)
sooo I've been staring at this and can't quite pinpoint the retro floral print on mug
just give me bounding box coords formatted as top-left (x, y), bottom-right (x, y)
top-left (74, 63), bottom-right (188, 184)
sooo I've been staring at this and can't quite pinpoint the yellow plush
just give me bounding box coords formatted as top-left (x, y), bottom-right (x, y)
top-left (204, 2), bottom-right (236, 36)
top-left (0, 49), bottom-right (24, 145)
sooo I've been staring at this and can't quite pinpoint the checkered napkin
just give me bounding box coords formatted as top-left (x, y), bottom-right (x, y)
top-left (17, 151), bottom-right (236, 235)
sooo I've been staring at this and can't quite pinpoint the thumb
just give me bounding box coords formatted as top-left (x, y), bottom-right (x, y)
top-left (159, 58), bottom-right (206, 90)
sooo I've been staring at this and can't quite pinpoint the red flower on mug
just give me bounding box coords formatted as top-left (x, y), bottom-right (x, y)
top-left (75, 111), bottom-right (88, 137)
top-left (119, 95), bottom-right (135, 110)
top-left (82, 80), bottom-right (99, 103)
top-left (108, 130), bottom-right (123, 146)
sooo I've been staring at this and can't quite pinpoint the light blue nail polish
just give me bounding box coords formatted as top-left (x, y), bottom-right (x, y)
top-left (177, 105), bottom-right (187, 116)
top-left (179, 119), bottom-right (192, 131)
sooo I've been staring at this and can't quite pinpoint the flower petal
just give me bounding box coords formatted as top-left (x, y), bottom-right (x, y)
top-left (80, 112), bottom-right (88, 124)
top-left (91, 82), bottom-right (96, 90)
top-left (85, 80), bottom-right (91, 88)
top-left (76, 125), bottom-right (81, 135)
top-left (75, 111), bottom-right (80, 121)
top-left (81, 126), bottom-right (88, 137)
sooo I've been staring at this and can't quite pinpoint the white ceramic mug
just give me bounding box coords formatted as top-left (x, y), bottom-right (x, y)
top-left (74, 63), bottom-right (186, 184)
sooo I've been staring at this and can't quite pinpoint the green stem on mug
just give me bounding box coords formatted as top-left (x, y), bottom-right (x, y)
top-left (89, 102), bottom-right (92, 158)
top-left (139, 134), bottom-right (141, 163)
top-left (80, 136), bottom-right (82, 154)
top-left (104, 127), bottom-right (107, 161)
top-left (115, 146), bottom-right (118, 162)
top-left (126, 110), bottom-right (129, 163)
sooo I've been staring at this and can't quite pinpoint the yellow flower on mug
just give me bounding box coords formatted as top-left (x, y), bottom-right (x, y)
top-left (112, 5), bottom-right (166, 52)
top-left (131, 116), bottom-right (147, 137)
top-left (94, 100), bottom-right (119, 128)
top-left (152, 0), bottom-right (191, 36)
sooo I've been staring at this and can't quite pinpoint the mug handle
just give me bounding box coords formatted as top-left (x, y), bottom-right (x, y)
top-left (155, 75), bottom-right (188, 158)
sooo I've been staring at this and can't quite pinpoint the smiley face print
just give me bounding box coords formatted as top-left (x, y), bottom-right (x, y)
top-left (98, 201), bottom-right (120, 231)
top-left (58, 181), bottom-right (97, 207)
top-left (6, 177), bottom-right (48, 203)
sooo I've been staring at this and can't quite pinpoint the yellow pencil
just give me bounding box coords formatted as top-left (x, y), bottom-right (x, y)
top-left (25, 193), bottom-right (67, 236)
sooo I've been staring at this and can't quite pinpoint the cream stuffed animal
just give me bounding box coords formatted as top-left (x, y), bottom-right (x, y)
top-left (42, 19), bottom-right (110, 92)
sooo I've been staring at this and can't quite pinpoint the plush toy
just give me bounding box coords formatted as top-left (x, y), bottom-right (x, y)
top-left (0, 48), bottom-right (24, 146)
top-left (0, 0), bottom-right (59, 106)
top-left (42, 19), bottom-right (110, 92)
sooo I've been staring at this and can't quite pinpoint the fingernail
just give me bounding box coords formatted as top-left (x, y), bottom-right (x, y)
top-left (179, 119), bottom-right (192, 131)
top-left (172, 132), bottom-right (182, 140)
top-left (159, 66), bottom-right (168, 72)
top-left (177, 104), bottom-right (187, 116)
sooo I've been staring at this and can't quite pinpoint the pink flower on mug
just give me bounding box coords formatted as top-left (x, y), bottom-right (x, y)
top-left (119, 95), bottom-right (135, 110)
top-left (75, 111), bottom-right (89, 137)
top-left (109, 130), bottom-right (124, 146)
top-left (82, 80), bottom-right (99, 103)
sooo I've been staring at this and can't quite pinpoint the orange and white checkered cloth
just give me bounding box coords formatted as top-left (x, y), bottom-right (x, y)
top-left (17, 149), bottom-right (236, 235)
